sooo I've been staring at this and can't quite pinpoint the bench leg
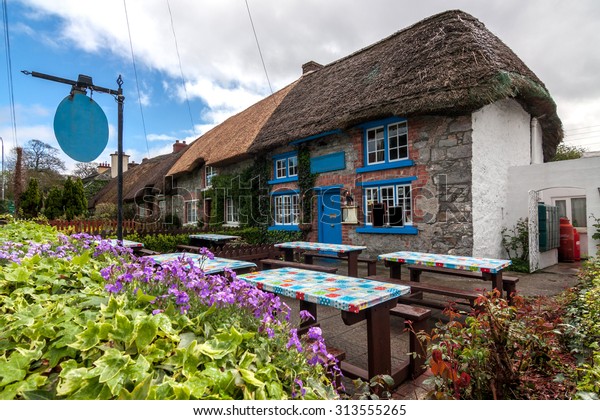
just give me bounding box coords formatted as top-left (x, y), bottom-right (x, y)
top-left (367, 261), bottom-right (377, 276)
top-left (409, 269), bottom-right (421, 282)
top-left (408, 316), bottom-right (428, 378)
top-left (304, 254), bottom-right (314, 265)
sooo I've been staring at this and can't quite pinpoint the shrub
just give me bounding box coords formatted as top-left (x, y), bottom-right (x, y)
top-left (420, 292), bottom-right (578, 399)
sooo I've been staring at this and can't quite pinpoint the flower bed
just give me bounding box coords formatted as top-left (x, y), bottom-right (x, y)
top-left (0, 220), bottom-right (339, 399)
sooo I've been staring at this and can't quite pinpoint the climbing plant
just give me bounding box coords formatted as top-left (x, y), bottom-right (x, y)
top-left (297, 146), bottom-right (318, 225)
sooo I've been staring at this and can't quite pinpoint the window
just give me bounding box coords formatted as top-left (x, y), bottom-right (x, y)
top-left (357, 118), bottom-right (412, 173)
top-left (360, 179), bottom-right (415, 232)
top-left (205, 166), bottom-right (217, 188)
top-left (554, 197), bottom-right (587, 228)
top-left (225, 197), bottom-right (239, 225)
top-left (269, 152), bottom-right (299, 184)
top-left (274, 194), bottom-right (299, 225)
top-left (185, 200), bottom-right (198, 224)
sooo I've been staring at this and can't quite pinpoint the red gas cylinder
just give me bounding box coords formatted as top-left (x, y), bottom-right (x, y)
top-left (558, 217), bottom-right (574, 262)
top-left (573, 228), bottom-right (581, 261)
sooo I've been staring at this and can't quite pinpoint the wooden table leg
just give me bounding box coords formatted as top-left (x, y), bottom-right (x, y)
top-left (386, 261), bottom-right (402, 280)
top-left (366, 301), bottom-right (393, 377)
top-left (346, 251), bottom-right (359, 277)
top-left (490, 272), bottom-right (503, 294)
top-left (283, 248), bottom-right (294, 262)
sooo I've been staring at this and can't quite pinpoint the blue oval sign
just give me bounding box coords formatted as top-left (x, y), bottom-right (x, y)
top-left (53, 92), bottom-right (109, 162)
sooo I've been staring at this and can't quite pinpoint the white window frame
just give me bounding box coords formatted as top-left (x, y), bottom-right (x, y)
top-left (225, 197), bottom-right (240, 226)
top-left (275, 159), bottom-right (287, 179)
top-left (185, 200), bottom-right (198, 225)
top-left (364, 184), bottom-right (412, 226)
top-left (205, 166), bottom-right (217, 188)
top-left (388, 121), bottom-right (409, 162)
top-left (274, 194), bottom-right (299, 226)
top-left (366, 126), bottom-right (385, 165)
top-left (288, 155), bottom-right (298, 177)
top-left (553, 196), bottom-right (587, 228)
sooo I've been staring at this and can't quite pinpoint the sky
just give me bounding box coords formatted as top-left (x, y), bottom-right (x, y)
top-left (1, 0), bottom-right (600, 173)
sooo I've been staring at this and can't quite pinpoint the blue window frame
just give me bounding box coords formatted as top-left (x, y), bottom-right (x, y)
top-left (356, 117), bottom-right (414, 174)
top-left (268, 151), bottom-right (299, 185)
top-left (356, 177), bottom-right (418, 235)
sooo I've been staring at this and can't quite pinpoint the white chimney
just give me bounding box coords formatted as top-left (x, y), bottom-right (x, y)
top-left (110, 151), bottom-right (130, 178)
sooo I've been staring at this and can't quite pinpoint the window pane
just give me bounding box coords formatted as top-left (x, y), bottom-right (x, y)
top-left (276, 159), bottom-right (286, 178)
top-left (365, 187), bottom-right (379, 224)
top-left (571, 197), bottom-right (587, 227)
top-left (555, 200), bottom-right (566, 219)
top-left (288, 156), bottom-right (298, 177)
top-left (367, 127), bottom-right (385, 164)
top-left (388, 122), bottom-right (408, 162)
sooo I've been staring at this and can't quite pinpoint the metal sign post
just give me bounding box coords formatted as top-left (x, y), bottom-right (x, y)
top-left (22, 71), bottom-right (125, 241)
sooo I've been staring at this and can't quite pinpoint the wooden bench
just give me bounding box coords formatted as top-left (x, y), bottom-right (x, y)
top-left (406, 264), bottom-right (519, 301)
top-left (302, 252), bottom-right (378, 276)
top-left (389, 304), bottom-right (432, 377)
top-left (367, 275), bottom-right (482, 310)
top-left (176, 244), bottom-right (202, 253)
top-left (135, 248), bottom-right (161, 256)
top-left (260, 258), bottom-right (338, 274)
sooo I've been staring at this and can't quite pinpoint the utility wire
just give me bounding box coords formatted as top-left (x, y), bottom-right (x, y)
top-left (123, 0), bottom-right (150, 158)
top-left (2, 0), bottom-right (18, 148)
top-left (166, 0), bottom-right (196, 137)
top-left (245, 0), bottom-right (274, 95)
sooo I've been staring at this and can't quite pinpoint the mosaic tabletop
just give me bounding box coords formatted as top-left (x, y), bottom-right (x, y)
top-left (189, 234), bottom-right (240, 241)
top-left (237, 267), bottom-right (410, 313)
top-left (378, 251), bottom-right (512, 274)
top-left (275, 241), bottom-right (367, 254)
top-left (99, 239), bottom-right (144, 248)
top-left (145, 253), bottom-right (256, 274)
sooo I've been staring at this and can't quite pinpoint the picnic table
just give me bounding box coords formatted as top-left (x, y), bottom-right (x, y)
top-left (378, 251), bottom-right (512, 293)
top-left (189, 234), bottom-right (240, 248)
top-left (101, 239), bottom-right (144, 249)
top-left (144, 252), bottom-right (256, 275)
top-left (237, 267), bottom-right (419, 385)
top-left (275, 241), bottom-right (367, 277)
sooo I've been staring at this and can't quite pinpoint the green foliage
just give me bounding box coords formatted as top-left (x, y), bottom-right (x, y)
top-left (564, 258), bottom-right (600, 399)
top-left (501, 218), bottom-right (530, 272)
top-left (551, 143), bottom-right (587, 161)
top-left (297, 146), bottom-right (318, 224)
top-left (590, 215), bottom-right (600, 255)
top-left (92, 203), bottom-right (117, 220)
top-left (420, 292), bottom-right (578, 399)
top-left (163, 213), bottom-right (182, 228)
top-left (43, 186), bottom-right (64, 220)
top-left (20, 178), bottom-right (43, 219)
top-left (62, 177), bottom-right (87, 221)
top-left (0, 221), bottom-right (338, 400)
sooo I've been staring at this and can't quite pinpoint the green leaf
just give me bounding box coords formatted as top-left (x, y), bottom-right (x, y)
top-left (239, 368), bottom-right (265, 388)
top-left (91, 348), bottom-right (132, 395)
top-left (136, 288), bottom-right (156, 304)
top-left (0, 348), bottom-right (42, 387)
top-left (109, 312), bottom-right (133, 344)
top-left (57, 360), bottom-right (94, 396)
top-left (134, 316), bottom-right (158, 350)
top-left (118, 373), bottom-right (154, 400)
top-left (71, 321), bottom-right (100, 351)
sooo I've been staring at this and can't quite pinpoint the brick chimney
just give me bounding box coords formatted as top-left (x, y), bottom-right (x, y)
top-left (109, 151), bottom-right (130, 179)
top-left (173, 140), bottom-right (187, 154)
top-left (302, 61), bottom-right (323, 75)
top-left (96, 162), bottom-right (110, 174)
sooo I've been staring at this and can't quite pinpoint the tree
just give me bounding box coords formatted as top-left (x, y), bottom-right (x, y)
top-left (43, 186), bottom-right (64, 220)
top-left (22, 139), bottom-right (66, 173)
top-left (20, 178), bottom-right (43, 218)
top-left (62, 177), bottom-right (87, 220)
top-left (72, 162), bottom-right (99, 179)
top-left (551, 143), bottom-right (587, 161)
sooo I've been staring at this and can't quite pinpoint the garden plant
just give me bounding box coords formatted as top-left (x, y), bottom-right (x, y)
top-left (0, 219), bottom-right (339, 399)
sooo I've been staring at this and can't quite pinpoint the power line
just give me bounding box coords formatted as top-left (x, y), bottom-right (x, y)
top-left (245, 0), bottom-right (273, 95)
top-left (166, 0), bottom-right (196, 137)
top-left (564, 124), bottom-right (600, 132)
top-left (2, 0), bottom-right (18, 148)
top-left (123, 0), bottom-right (150, 158)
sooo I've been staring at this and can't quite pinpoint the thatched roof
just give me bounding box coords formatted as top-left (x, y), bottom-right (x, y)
top-left (249, 10), bottom-right (562, 160)
top-left (167, 81), bottom-right (298, 177)
top-left (91, 150), bottom-right (185, 206)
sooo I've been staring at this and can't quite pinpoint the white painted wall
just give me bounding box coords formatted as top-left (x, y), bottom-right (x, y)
top-left (471, 99), bottom-right (532, 258)
top-left (506, 156), bottom-right (600, 268)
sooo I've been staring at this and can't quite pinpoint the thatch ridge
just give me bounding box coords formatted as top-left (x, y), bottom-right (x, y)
top-left (248, 9), bottom-right (562, 160)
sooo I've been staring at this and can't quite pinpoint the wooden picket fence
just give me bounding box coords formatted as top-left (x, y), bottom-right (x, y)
top-left (48, 219), bottom-right (204, 236)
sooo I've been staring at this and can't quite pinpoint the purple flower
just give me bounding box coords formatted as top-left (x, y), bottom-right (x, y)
top-left (299, 310), bottom-right (315, 322)
top-left (286, 329), bottom-right (303, 352)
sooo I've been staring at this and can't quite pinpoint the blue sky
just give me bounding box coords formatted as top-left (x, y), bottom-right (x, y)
top-left (2, 0), bottom-right (600, 173)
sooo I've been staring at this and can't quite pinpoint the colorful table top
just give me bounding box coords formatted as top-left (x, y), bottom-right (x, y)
top-left (189, 234), bottom-right (240, 241)
top-left (275, 241), bottom-right (367, 254)
top-left (145, 253), bottom-right (256, 274)
top-left (378, 251), bottom-right (512, 274)
top-left (237, 267), bottom-right (409, 313)
top-left (99, 239), bottom-right (144, 248)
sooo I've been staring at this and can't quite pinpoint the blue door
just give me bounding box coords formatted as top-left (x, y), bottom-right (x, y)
top-left (318, 187), bottom-right (342, 244)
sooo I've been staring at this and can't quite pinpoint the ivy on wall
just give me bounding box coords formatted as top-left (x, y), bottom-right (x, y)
top-left (201, 157), bottom-right (272, 228)
top-left (297, 145), bottom-right (318, 225)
